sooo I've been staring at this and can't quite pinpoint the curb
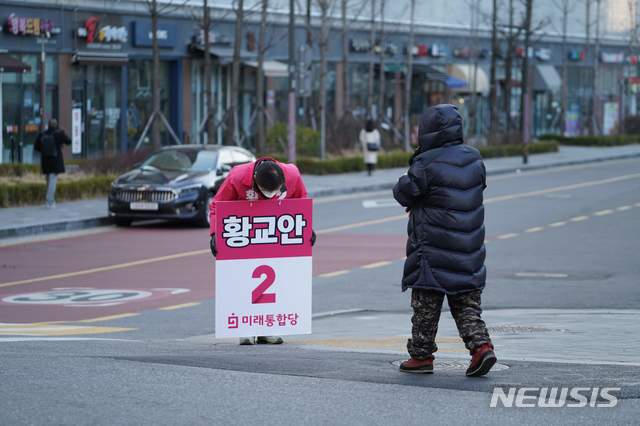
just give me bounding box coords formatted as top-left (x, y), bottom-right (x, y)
top-left (3, 150), bottom-right (640, 240)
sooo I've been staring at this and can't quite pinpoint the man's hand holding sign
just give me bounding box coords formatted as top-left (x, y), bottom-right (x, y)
top-left (209, 158), bottom-right (314, 343)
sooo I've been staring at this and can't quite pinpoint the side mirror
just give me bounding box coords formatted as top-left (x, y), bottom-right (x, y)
top-left (217, 164), bottom-right (232, 176)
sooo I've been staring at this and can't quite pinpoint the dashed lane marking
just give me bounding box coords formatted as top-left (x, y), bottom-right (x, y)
top-left (515, 272), bottom-right (569, 278)
top-left (525, 226), bottom-right (545, 233)
top-left (549, 221), bottom-right (567, 228)
top-left (570, 216), bottom-right (589, 222)
top-left (617, 205), bottom-right (632, 211)
top-left (158, 302), bottom-right (201, 311)
top-left (318, 270), bottom-right (350, 279)
top-left (361, 261), bottom-right (393, 269)
top-left (497, 233), bottom-right (519, 240)
top-left (594, 209), bottom-right (614, 216)
top-left (77, 313), bottom-right (139, 323)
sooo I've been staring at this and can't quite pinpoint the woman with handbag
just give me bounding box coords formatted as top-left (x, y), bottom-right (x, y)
top-left (360, 119), bottom-right (381, 176)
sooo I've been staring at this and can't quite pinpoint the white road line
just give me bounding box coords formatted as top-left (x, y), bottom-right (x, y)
top-left (594, 209), bottom-right (614, 216)
top-left (497, 233), bottom-right (519, 240)
top-left (361, 261), bottom-right (393, 269)
top-left (549, 221), bottom-right (567, 227)
top-left (525, 226), bottom-right (545, 233)
top-left (617, 205), bottom-right (632, 211)
top-left (515, 272), bottom-right (569, 278)
top-left (318, 270), bottom-right (350, 278)
top-left (159, 302), bottom-right (201, 311)
top-left (635, 203), bottom-right (640, 208)
top-left (570, 216), bottom-right (589, 222)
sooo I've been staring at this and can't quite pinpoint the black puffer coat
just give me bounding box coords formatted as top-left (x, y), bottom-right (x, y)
top-left (34, 128), bottom-right (71, 175)
top-left (393, 104), bottom-right (486, 294)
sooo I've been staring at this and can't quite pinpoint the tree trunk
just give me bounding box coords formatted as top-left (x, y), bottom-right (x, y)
top-left (560, 0), bottom-right (568, 136)
top-left (151, 0), bottom-right (161, 148)
top-left (203, 0), bottom-right (215, 145)
top-left (367, 0), bottom-right (376, 116)
top-left (256, 0), bottom-right (268, 153)
top-left (319, 2), bottom-right (329, 160)
top-left (519, 0), bottom-right (533, 162)
top-left (489, 0), bottom-right (499, 143)
top-left (503, 0), bottom-right (514, 144)
top-left (403, 0), bottom-right (415, 152)
top-left (377, 0), bottom-right (386, 121)
top-left (341, 0), bottom-right (350, 116)
top-left (226, 0), bottom-right (244, 145)
top-left (591, 0), bottom-right (601, 135)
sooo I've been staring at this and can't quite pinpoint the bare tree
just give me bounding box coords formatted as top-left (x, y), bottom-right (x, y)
top-left (256, 0), bottom-right (268, 153)
top-left (489, 0), bottom-right (499, 143)
top-left (591, 0), bottom-right (602, 135)
top-left (377, 0), bottom-right (386, 122)
top-left (341, 0), bottom-right (350, 117)
top-left (317, 0), bottom-right (333, 159)
top-left (136, 0), bottom-right (182, 150)
top-left (403, 0), bottom-right (415, 152)
top-left (202, 0), bottom-right (215, 144)
top-left (552, 0), bottom-right (577, 136)
top-left (225, 0), bottom-right (245, 146)
top-left (367, 0), bottom-right (377, 116)
top-left (519, 0), bottom-right (533, 162)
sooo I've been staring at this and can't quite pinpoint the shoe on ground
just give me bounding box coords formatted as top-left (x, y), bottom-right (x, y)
top-left (239, 337), bottom-right (256, 345)
top-left (256, 336), bottom-right (284, 344)
top-left (466, 343), bottom-right (497, 377)
top-left (399, 357), bottom-right (434, 374)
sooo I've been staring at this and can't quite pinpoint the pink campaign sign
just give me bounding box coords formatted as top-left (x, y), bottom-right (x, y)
top-left (215, 198), bottom-right (313, 261)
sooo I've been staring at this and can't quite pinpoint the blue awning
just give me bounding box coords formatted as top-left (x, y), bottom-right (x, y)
top-left (445, 75), bottom-right (467, 89)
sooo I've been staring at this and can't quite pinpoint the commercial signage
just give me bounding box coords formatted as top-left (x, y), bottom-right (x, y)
top-left (71, 108), bottom-right (82, 155)
top-left (568, 49), bottom-right (586, 62)
top-left (600, 52), bottom-right (624, 64)
top-left (454, 47), bottom-right (473, 59)
top-left (430, 44), bottom-right (449, 58)
top-left (214, 199), bottom-right (313, 338)
top-left (131, 21), bottom-right (176, 48)
top-left (3, 14), bottom-right (60, 38)
top-left (195, 30), bottom-right (233, 47)
top-left (77, 16), bottom-right (128, 50)
top-left (628, 55), bottom-right (639, 65)
top-left (350, 38), bottom-right (371, 53)
top-left (515, 47), bottom-right (551, 61)
top-left (603, 102), bottom-right (619, 135)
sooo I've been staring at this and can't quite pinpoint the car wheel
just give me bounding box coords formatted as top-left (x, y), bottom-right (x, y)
top-left (195, 193), bottom-right (212, 228)
top-left (115, 218), bottom-right (132, 227)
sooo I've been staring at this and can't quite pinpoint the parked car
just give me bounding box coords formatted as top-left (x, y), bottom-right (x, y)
top-left (108, 145), bottom-right (255, 227)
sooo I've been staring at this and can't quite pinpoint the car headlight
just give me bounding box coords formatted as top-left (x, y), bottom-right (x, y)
top-left (177, 186), bottom-right (202, 197)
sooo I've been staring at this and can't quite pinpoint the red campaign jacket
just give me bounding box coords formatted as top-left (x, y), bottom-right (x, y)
top-left (208, 158), bottom-right (308, 235)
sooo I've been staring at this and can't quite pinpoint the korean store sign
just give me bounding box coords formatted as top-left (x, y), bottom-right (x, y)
top-left (77, 16), bottom-right (128, 49)
top-left (214, 199), bottom-right (313, 338)
top-left (4, 14), bottom-right (60, 38)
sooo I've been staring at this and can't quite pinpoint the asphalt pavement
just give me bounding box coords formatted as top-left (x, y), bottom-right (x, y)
top-left (1, 157), bottom-right (640, 425)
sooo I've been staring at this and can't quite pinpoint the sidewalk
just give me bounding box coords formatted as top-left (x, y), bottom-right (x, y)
top-left (2, 145), bottom-right (640, 239)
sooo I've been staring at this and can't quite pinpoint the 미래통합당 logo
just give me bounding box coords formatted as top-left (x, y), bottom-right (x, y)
top-left (490, 386), bottom-right (620, 408)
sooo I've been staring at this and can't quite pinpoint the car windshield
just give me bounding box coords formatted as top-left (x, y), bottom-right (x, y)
top-left (141, 149), bottom-right (218, 172)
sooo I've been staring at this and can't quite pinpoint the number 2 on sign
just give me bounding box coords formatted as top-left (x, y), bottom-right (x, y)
top-left (252, 265), bottom-right (276, 304)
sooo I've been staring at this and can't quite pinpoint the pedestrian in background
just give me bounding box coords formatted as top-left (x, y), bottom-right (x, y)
top-left (34, 119), bottom-right (71, 208)
top-left (393, 104), bottom-right (496, 377)
top-left (360, 119), bottom-right (381, 176)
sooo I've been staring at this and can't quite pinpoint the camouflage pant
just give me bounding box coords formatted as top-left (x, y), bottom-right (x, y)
top-left (407, 289), bottom-right (492, 360)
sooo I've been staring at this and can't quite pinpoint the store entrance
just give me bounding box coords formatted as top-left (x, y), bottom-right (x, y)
top-left (72, 64), bottom-right (122, 158)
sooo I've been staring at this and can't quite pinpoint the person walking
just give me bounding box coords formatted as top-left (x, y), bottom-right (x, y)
top-left (393, 104), bottom-right (496, 377)
top-left (209, 157), bottom-right (316, 345)
top-left (360, 119), bottom-right (381, 176)
top-left (34, 119), bottom-right (71, 208)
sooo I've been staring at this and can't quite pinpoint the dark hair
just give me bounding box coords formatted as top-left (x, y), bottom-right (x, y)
top-left (365, 119), bottom-right (376, 133)
top-left (254, 160), bottom-right (284, 192)
top-left (48, 119), bottom-right (58, 130)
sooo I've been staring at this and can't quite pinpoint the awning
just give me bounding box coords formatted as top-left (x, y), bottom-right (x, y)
top-left (450, 64), bottom-right (490, 95)
top-left (190, 44), bottom-right (256, 64)
top-left (415, 64), bottom-right (468, 89)
top-left (534, 64), bottom-right (561, 92)
top-left (72, 51), bottom-right (129, 65)
top-left (244, 60), bottom-right (288, 78)
top-left (0, 54), bottom-right (31, 73)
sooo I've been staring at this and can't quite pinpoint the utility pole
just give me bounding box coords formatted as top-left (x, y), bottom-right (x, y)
top-left (403, 0), bottom-right (415, 152)
top-left (341, 0), bottom-right (350, 116)
top-left (203, 0), bottom-right (214, 145)
top-left (288, 0), bottom-right (297, 162)
top-left (520, 0), bottom-right (533, 164)
top-left (367, 0), bottom-right (376, 117)
top-left (592, 0), bottom-right (602, 135)
top-left (378, 0), bottom-right (386, 122)
top-left (489, 0), bottom-right (498, 142)
top-left (39, 38), bottom-right (46, 131)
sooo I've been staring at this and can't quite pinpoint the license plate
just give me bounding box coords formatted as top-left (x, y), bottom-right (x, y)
top-left (130, 202), bottom-right (159, 211)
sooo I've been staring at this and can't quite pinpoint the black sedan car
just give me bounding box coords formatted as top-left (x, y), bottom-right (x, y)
top-left (108, 145), bottom-right (255, 227)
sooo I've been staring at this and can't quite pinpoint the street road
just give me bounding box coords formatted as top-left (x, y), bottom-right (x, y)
top-left (1, 158), bottom-right (640, 424)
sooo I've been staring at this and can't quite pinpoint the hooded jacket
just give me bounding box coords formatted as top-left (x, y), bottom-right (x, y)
top-left (208, 158), bottom-right (308, 235)
top-left (393, 104), bottom-right (487, 294)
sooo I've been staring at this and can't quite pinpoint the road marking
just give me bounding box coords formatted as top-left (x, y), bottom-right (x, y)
top-left (515, 272), bottom-right (569, 278)
top-left (636, 202), bottom-right (640, 208)
top-left (159, 302), bottom-right (201, 311)
top-left (497, 233), bottom-right (519, 240)
top-left (318, 270), bottom-right (350, 278)
top-left (3, 172), bottom-right (640, 290)
top-left (525, 226), bottom-right (545, 233)
top-left (362, 199), bottom-right (399, 209)
top-left (0, 249), bottom-right (208, 289)
top-left (0, 322), bottom-right (134, 336)
top-left (617, 205), bottom-right (632, 211)
top-left (0, 337), bottom-right (139, 343)
top-left (570, 216), bottom-right (589, 222)
top-left (361, 261), bottom-right (393, 269)
top-left (549, 221), bottom-right (567, 227)
top-left (594, 209), bottom-right (614, 216)
top-left (77, 313), bottom-right (139, 323)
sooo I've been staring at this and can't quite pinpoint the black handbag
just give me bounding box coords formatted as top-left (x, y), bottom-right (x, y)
top-left (366, 142), bottom-right (380, 152)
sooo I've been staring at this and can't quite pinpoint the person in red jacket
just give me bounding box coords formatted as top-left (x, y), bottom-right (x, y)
top-left (209, 157), bottom-right (315, 345)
